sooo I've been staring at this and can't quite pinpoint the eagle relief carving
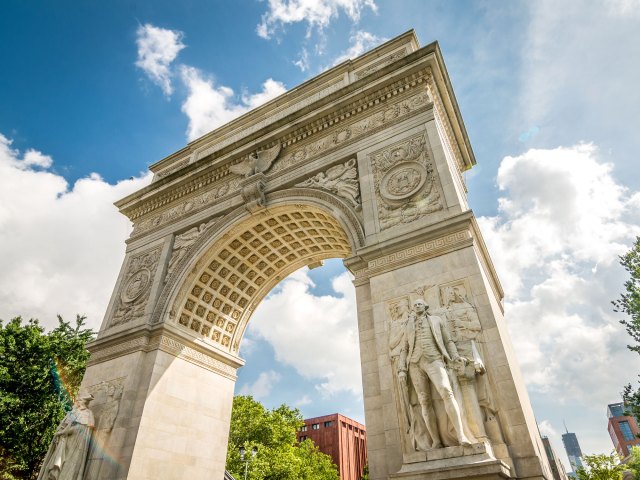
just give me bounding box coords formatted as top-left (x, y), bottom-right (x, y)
top-left (229, 144), bottom-right (281, 177)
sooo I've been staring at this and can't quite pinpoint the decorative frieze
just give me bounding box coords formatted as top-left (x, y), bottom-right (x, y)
top-left (353, 230), bottom-right (470, 282)
top-left (130, 178), bottom-right (240, 238)
top-left (271, 88), bottom-right (431, 175)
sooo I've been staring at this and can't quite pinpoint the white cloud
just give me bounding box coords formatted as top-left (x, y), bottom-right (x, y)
top-left (22, 149), bottom-right (53, 168)
top-left (295, 394), bottom-right (313, 406)
top-left (478, 144), bottom-right (640, 409)
top-left (331, 30), bottom-right (384, 66)
top-left (293, 48), bottom-right (310, 72)
top-left (248, 269), bottom-right (361, 397)
top-left (135, 23), bottom-right (186, 96)
top-left (538, 420), bottom-right (557, 438)
top-left (180, 66), bottom-right (286, 141)
top-left (257, 0), bottom-right (377, 39)
top-left (238, 370), bottom-right (282, 399)
top-left (0, 133), bottom-right (152, 331)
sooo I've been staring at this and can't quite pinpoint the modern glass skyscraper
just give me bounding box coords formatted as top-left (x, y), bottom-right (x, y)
top-left (562, 428), bottom-right (584, 473)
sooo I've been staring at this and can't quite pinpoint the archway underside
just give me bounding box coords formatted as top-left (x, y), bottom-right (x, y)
top-left (172, 204), bottom-right (353, 354)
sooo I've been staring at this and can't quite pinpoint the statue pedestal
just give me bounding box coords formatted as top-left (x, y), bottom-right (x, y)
top-left (391, 443), bottom-right (512, 480)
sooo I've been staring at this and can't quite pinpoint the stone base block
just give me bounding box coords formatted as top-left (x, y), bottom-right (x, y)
top-left (391, 443), bottom-right (512, 480)
top-left (390, 460), bottom-right (512, 480)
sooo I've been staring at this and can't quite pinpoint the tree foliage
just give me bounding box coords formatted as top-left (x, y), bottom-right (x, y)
top-left (614, 237), bottom-right (640, 354)
top-left (226, 395), bottom-right (339, 480)
top-left (0, 316), bottom-right (94, 480)
top-left (614, 238), bottom-right (640, 419)
top-left (625, 446), bottom-right (640, 480)
top-left (575, 452), bottom-right (625, 480)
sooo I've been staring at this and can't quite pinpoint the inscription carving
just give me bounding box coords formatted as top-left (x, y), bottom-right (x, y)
top-left (110, 247), bottom-right (161, 327)
top-left (296, 158), bottom-right (361, 210)
top-left (370, 133), bottom-right (443, 230)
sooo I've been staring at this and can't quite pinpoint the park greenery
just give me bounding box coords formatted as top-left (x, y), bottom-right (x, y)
top-left (0, 315), bottom-right (94, 479)
top-left (226, 395), bottom-right (339, 480)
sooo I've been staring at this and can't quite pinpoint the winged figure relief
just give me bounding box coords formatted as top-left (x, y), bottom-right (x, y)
top-left (229, 144), bottom-right (281, 177)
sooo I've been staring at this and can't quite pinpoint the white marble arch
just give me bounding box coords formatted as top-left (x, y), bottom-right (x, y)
top-left (67, 31), bottom-right (552, 480)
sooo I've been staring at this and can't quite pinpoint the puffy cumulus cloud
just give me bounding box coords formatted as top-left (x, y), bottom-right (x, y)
top-left (257, 0), bottom-right (377, 39)
top-left (180, 66), bottom-right (286, 141)
top-left (0, 133), bottom-right (152, 330)
top-left (238, 370), bottom-right (282, 400)
top-left (331, 30), bottom-right (384, 66)
top-left (248, 268), bottom-right (361, 397)
top-left (478, 144), bottom-right (640, 408)
top-left (135, 23), bottom-right (186, 96)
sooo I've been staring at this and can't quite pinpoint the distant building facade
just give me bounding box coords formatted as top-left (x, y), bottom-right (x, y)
top-left (297, 413), bottom-right (367, 480)
top-left (542, 436), bottom-right (570, 480)
top-left (608, 402), bottom-right (640, 457)
top-left (562, 430), bottom-right (584, 474)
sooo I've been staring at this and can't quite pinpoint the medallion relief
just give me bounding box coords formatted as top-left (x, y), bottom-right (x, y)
top-left (109, 246), bottom-right (162, 328)
top-left (370, 133), bottom-right (443, 230)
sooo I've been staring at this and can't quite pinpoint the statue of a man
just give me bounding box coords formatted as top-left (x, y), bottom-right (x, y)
top-left (399, 299), bottom-right (471, 448)
top-left (38, 393), bottom-right (95, 480)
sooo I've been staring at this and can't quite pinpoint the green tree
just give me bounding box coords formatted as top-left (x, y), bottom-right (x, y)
top-left (0, 316), bottom-right (94, 480)
top-left (625, 446), bottom-right (640, 479)
top-left (226, 395), bottom-right (339, 480)
top-left (614, 237), bottom-right (640, 419)
top-left (575, 452), bottom-right (625, 480)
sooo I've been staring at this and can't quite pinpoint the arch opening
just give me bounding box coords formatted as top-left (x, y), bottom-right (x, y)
top-left (169, 204), bottom-right (356, 355)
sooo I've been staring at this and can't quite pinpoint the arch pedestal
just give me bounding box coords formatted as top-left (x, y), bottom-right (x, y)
top-left (65, 31), bottom-right (552, 480)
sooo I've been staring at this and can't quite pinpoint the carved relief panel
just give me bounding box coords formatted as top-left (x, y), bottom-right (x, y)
top-left (384, 281), bottom-right (505, 464)
top-left (109, 246), bottom-right (162, 328)
top-left (296, 158), bottom-right (361, 210)
top-left (369, 132), bottom-right (443, 231)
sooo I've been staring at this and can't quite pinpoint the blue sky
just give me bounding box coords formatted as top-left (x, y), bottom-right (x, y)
top-left (2, 0), bottom-right (640, 470)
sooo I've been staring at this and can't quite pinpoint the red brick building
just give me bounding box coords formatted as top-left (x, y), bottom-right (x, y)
top-left (608, 402), bottom-right (640, 457)
top-left (297, 413), bottom-right (367, 480)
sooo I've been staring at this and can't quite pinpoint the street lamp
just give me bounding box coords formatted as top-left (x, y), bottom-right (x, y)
top-left (238, 446), bottom-right (257, 480)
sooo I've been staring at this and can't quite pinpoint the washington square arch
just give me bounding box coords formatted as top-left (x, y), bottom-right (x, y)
top-left (61, 31), bottom-right (554, 480)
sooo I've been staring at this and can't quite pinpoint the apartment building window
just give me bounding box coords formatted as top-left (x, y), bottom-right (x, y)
top-left (300, 435), bottom-right (307, 441)
top-left (620, 421), bottom-right (635, 441)
top-left (312, 424), bottom-right (320, 430)
top-left (324, 421), bottom-right (333, 427)
top-left (300, 425), bottom-right (307, 432)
